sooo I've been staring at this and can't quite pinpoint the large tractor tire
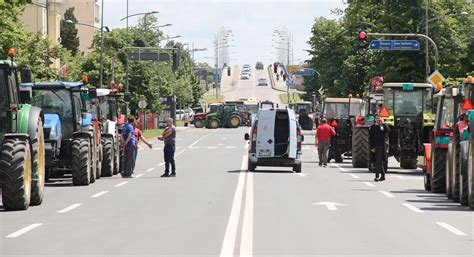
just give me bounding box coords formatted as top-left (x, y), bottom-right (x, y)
top-left (95, 135), bottom-right (102, 180)
top-left (452, 130), bottom-right (461, 202)
top-left (30, 118), bottom-right (45, 206)
top-left (101, 137), bottom-right (114, 177)
top-left (459, 141), bottom-right (469, 206)
top-left (351, 127), bottom-right (369, 168)
top-left (228, 115), bottom-right (241, 128)
top-left (194, 120), bottom-right (205, 128)
top-left (72, 138), bottom-right (91, 186)
top-left (113, 132), bottom-right (120, 175)
top-left (445, 144), bottom-right (453, 199)
top-left (89, 137), bottom-right (98, 184)
top-left (208, 119), bottom-right (220, 129)
top-left (468, 129), bottom-right (474, 209)
top-left (0, 138), bottom-right (32, 211)
top-left (430, 147), bottom-right (447, 193)
top-left (400, 155), bottom-right (418, 169)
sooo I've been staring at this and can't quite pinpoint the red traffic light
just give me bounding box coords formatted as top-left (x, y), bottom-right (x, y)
top-left (358, 32), bottom-right (367, 40)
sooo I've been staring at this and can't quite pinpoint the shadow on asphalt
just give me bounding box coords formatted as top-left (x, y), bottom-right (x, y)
top-left (419, 205), bottom-right (472, 212)
top-left (227, 169), bottom-right (294, 174)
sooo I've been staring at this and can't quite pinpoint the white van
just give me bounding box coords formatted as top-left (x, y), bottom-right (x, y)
top-left (244, 108), bottom-right (303, 172)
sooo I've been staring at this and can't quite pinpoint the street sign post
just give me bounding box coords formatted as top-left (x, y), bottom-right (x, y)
top-left (369, 40), bottom-right (420, 51)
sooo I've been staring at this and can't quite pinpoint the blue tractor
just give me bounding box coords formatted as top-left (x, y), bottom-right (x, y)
top-left (20, 82), bottom-right (99, 186)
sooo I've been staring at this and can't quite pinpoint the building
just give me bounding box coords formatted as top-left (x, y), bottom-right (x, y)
top-left (21, 0), bottom-right (101, 54)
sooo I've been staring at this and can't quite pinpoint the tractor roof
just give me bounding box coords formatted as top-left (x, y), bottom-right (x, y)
top-left (383, 83), bottom-right (432, 89)
top-left (0, 60), bottom-right (17, 67)
top-left (96, 88), bottom-right (111, 97)
top-left (20, 82), bottom-right (84, 89)
top-left (324, 97), bottom-right (364, 103)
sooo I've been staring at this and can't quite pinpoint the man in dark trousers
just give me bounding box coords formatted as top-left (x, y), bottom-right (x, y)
top-left (369, 114), bottom-right (390, 181)
top-left (158, 118), bottom-right (176, 177)
top-left (316, 118), bottom-right (336, 167)
top-left (121, 115), bottom-right (136, 178)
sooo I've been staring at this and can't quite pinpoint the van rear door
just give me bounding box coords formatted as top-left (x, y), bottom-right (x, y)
top-left (256, 110), bottom-right (275, 158)
top-left (288, 110), bottom-right (298, 159)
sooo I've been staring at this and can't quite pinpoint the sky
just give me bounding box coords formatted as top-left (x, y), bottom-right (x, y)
top-left (103, 0), bottom-right (346, 67)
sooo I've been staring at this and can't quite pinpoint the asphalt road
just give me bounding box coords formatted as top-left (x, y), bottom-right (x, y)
top-left (1, 73), bottom-right (473, 256)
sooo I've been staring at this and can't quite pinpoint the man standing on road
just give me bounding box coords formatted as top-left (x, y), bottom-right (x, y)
top-left (158, 118), bottom-right (176, 177)
top-left (122, 115), bottom-right (136, 178)
top-left (316, 118), bottom-right (336, 167)
top-left (369, 114), bottom-right (390, 182)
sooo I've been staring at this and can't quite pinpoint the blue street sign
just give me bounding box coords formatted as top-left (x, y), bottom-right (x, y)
top-left (369, 40), bottom-right (420, 51)
top-left (213, 72), bottom-right (220, 82)
top-left (293, 69), bottom-right (316, 77)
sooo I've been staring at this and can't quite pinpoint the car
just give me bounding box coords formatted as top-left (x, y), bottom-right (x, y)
top-left (255, 62), bottom-right (264, 70)
top-left (258, 78), bottom-right (268, 86)
top-left (176, 108), bottom-right (194, 124)
top-left (244, 108), bottom-right (303, 172)
top-left (241, 67), bottom-right (251, 74)
top-left (240, 73), bottom-right (250, 80)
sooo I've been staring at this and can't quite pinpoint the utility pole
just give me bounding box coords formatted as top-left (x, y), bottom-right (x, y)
top-left (99, 0), bottom-right (105, 87)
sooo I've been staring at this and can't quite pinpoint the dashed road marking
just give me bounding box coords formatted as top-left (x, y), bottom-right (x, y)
top-left (208, 146), bottom-right (218, 149)
top-left (188, 146), bottom-right (199, 150)
top-left (91, 191), bottom-right (109, 198)
top-left (136, 174), bottom-right (144, 178)
top-left (114, 182), bottom-right (128, 187)
top-left (436, 222), bottom-right (467, 236)
top-left (226, 146), bottom-right (237, 149)
top-left (379, 190), bottom-right (395, 198)
top-left (6, 223), bottom-right (43, 238)
top-left (146, 168), bottom-right (155, 172)
top-left (57, 203), bottom-right (82, 213)
top-left (402, 203), bottom-right (424, 213)
top-left (392, 175), bottom-right (423, 180)
top-left (349, 174), bottom-right (360, 179)
top-left (362, 182), bottom-right (375, 187)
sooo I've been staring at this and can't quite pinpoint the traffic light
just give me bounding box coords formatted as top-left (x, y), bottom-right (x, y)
top-left (357, 31), bottom-right (368, 54)
top-left (227, 66), bottom-right (231, 76)
top-left (273, 64), bottom-right (278, 74)
top-left (172, 48), bottom-right (180, 70)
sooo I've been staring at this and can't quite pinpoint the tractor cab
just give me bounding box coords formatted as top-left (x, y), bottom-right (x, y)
top-left (206, 103), bottom-right (242, 129)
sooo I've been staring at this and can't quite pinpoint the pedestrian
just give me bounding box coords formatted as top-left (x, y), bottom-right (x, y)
top-left (369, 114), bottom-right (390, 182)
top-left (315, 118), bottom-right (336, 167)
top-left (134, 119), bottom-right (153, 162)
top-left (158, 118), bottom-right (176, 177)
top-left (122, 115), bottom-right (136, 178)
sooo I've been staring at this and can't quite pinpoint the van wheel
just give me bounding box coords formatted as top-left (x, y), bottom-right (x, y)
top-left (293, 164), bottom-right (302, 173)
top-left (248, 159), bottom-right (256, 172)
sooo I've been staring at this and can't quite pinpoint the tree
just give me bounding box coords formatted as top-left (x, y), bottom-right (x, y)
top-left (60, 7), bottom-right (80, 55)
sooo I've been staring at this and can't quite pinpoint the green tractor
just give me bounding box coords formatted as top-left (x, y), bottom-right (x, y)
top-left (206, 103), bottom-right (242, 129)
top-left (382, 83), bottom-right (435, 169)
top-left (0, 51), bottom-right (46, 211)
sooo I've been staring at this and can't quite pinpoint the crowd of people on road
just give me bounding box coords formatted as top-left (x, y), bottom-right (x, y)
top-left (121, 115), bottom-right (176, 178)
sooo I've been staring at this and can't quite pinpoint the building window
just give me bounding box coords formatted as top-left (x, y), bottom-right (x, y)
top-left (95, 3), bottom-right (100, 24)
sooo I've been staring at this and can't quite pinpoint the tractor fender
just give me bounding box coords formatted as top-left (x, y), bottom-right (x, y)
top-left (16, 103), bottom-right (33, 135)
top-left (82, 113), bottom-right (93, 127)
top-left (423, 143), bottom-right (432, 174)
top-left (43, 113), bottom-right (61, 141)
top-left (26, 106), bottom-right (44, 141)
top-left (73, 131), bottom-right (93, 140)
top-left (4, 133), bottom-right (30, 141)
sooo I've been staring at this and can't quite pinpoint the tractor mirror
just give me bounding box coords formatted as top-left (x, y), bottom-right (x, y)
top-left (20, 67), bottom-right (32, 83)
top-left (244, 133), bottom-right (250, 141)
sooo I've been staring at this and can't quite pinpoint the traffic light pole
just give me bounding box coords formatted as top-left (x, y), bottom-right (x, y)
top-left (366, 32), bottom-right (439, 80)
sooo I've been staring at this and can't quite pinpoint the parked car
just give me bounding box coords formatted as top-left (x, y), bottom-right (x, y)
top-left (176, 108), bottom-right (194, 126)
top-left (240, 73), bottom-right (250, 80)
top-left (244, 108), bottom-right (303, 172)
top-left (258, 78), bottom-right (268, 86)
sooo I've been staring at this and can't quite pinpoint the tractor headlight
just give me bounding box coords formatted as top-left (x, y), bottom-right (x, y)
top-left (50, 125), bottom-right (57, 139)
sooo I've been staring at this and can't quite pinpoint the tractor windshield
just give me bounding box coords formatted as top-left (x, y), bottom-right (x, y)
top-left (384, 89), bottom-right (429, 116)
top-left (294, 104), bottom-right (311, 113)
top-left (439, 96), bottom-right (456, 129)
top-left (31, 89), bottom-right (75, 138)
top-left (324, 103), bottom-right (361, 118)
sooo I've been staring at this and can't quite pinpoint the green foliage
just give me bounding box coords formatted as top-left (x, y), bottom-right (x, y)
top-left (60, 7), bottom-right (80, 55)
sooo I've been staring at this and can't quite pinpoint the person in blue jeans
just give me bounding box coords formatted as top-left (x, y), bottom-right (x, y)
top-left (121, 115), bottom-right (136, 178)
top-left (158, 118), bottom-right (176, 177)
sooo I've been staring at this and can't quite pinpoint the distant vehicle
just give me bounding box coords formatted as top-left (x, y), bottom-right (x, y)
top-left (244, 108), bottom-right (303, 172)
top-left (258, 78), bottom-right (268, 86)
top-left (243, 64), bottom-right (251, 68)
top-left (176, 108), bottom-right (194, 126)
top-left (240, 73), bottom-right (250, 80)
top-left (255, 62), bottom-right (264, 70)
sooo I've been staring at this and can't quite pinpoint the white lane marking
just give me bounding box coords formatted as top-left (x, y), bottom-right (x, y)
top-left (135, 174), bottom-right (144, 178)
top-left (146, 168), bottom-right (155, 172)
top-left (157, 162), bottom-right (165, 167)
top-left (436, 222), bottom-right (467, 236)
top-left (362, 182), bottom-right (375, 187)
top-left (6, 223), bottom-right (43, 238)
top-left (392, 175), bottom-right (423, 180)
top-left (91, 191), bottom-right (109, 198)
top-left (219, 155), bottom-right (247, 257)
top-left (349, 174), bottom-right (360, 179)
top-left (331, 163), bottom-right (349, 172)
top-left (240, 168), bottom-right (254, 256)
top-left (175, 149), bottom-right (186, 157)
top-left (379, 190), bottom-right (395, 198)
top-left (312, 201), bottom-right (346, 211)
top-left (208, 146), bottom-right (218, 149)
top-left (57, 203), bottom-right (82, 213)
top-left (298, 173), bottom-right (309, 177)
top-left (188, 129), bottom-right (219, 148)
top-left (402, 203), bottom-right (424, 213)
top-left (226, 146), bottom-right (237, 149)
top-left (188, 146), bottom-right (199, 150)
top-left (114, 182), bottom-right (128, 187)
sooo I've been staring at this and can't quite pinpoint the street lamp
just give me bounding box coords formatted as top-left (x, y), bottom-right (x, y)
top-left (151, 23), bottom-right (172, 29)
top-left (120, 11), bottom-right (159, 21)
top-left (65, 20), bottom-right (109, 32)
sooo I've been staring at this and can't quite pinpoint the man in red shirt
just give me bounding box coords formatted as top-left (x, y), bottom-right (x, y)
top-left (134, 119), bottom-right (153, 163)
top-left (316, 118), bottom-right (336, 167)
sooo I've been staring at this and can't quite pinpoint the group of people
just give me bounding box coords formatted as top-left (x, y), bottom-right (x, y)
top-left (315, 115), bottom-right (389, 181)
top-left (121, 116), bottom-right (177, 178)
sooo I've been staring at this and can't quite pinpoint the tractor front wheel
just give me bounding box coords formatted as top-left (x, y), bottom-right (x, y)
top-left (30, 118), bottom-right (45, 206)
top-left (0, 138), bottom-right (32, 211)
top-left (209, 119), bottom-right (220, 129)
top-left (72, 138), bottom-right (91, 186)
top-left (101, 137), bottom-right (114, 177)
top-left (459, 141), bottom-right (469, 206)
top-left (228, 115), bottom-right (241, 128)
top-left (446, 144), bottom-right (453, 199)
top-left (351, 127), bottom-right (369, 168)
top-left (430, 148), bottom-right (447, 193)
top-left (467, 128), bottom-right (474, 209)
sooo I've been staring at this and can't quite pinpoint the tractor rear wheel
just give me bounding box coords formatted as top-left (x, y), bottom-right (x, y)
top-left (467, 128), bottom-right (474, 209)
top-left (228, 115), bottom-right (241, 128)
top-left (351, 127), bottom-right (369, 168)
top-left (430, 148), bottom-right (447, 193)
top-left (194, 120), bottom-right (204, 128)
top-left (446, 144), bottom-right (453, 199)
top-left (30, 118), bottom-right (45, 206)
top-left (72, 138), bottom-right (91, 186)
top-left (400, 155), bottom-right (418, 169)
top-left (101, 137), bottom-right (114, 177)
top-left (89, 138), bottom-right (97, 184)
top-left (113, 132), bottom-right (120, 175)
top-left (459, 141), bottom-right (469, 206)
top-left (452, 130), bottom-right (461, 202)
top-left (0, 138), bottom-right (32, 211)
